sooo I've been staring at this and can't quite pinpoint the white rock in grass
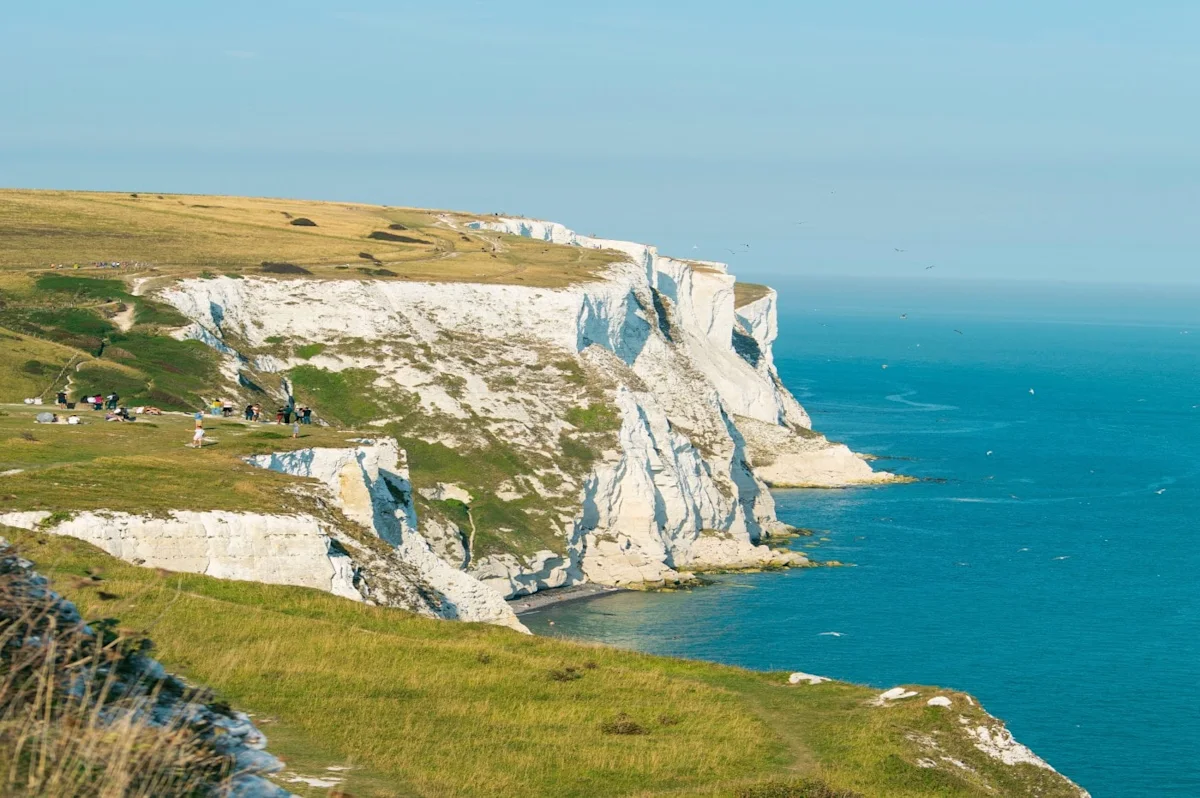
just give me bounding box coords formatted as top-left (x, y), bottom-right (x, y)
top-left (788, 671), bottom-right (829, 685)
top-left (927, 696), bottom-right (953, 707)
top-left (877, 687), bottom-right (919, 702)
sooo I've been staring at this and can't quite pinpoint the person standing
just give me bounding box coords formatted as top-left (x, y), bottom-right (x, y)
top-left (302, 406), bottom-right (312, 425)
top-left (191, 419), bottom-right (205, 449)
top-left (56, 389), bottom-right (68, 408)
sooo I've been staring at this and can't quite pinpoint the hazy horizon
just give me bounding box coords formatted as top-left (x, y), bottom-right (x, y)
top-left (3, 1), bottom-right (1196, 285)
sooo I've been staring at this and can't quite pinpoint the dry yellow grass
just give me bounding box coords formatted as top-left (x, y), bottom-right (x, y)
top-left (734, 282), bottom-right (773, 308)
top-left (0, 189), bottom-right (625, 288)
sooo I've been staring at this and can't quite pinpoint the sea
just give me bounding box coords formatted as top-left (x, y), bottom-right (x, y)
top-left (525, 278), bottom-right (1200, 798)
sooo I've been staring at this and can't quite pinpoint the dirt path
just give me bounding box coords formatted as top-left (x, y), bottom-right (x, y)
top-left (112, 304), bottom-right (136, 332)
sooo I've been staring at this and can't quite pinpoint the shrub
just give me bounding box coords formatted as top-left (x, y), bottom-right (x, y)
top-left (367, 231), bottom-right (429, 245)
top-left (600, 713), bottom-right (648, 735)
top-left (548, 666), bottom-right (583, 682)
top-left (260, 262), bottom-right (312, 275)
top-left (289, 217), bottom-right (317, 227)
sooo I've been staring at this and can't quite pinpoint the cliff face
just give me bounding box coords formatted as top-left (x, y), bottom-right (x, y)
top-left (16, 216), bottom-right (897, 621)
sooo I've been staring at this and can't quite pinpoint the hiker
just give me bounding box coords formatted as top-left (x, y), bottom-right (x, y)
top-left (56, 389), bottom-right (68, 408)
top-left (106, 392), bottom-right (119, 410)
top-left (244, 404), bottom-right (254, 421)
top-left (275, 407), bottom-right (285, 424)
top-left (252, 404), bottom-right (262, 422)
top-left (302, 406), bottom-right (312, 425)
top-left (282, 407), bottom-right (292, 424)
top-left (210, 399), bottom-right (222, 417)
top-left (223, 399), bottom-right (233, 417)
top-left (92, 394), bottom-right (104, 411)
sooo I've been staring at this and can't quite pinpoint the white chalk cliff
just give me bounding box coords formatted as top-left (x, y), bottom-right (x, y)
top-left (10, 216), bottom-right (902, 625)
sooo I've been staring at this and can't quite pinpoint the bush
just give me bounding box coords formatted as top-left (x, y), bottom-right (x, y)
top-left (260, 262), bottom-right (312, 275)
top-left (367, 231), bottom-right (429, 245)
top-left (600, 713), bottom-right (648, 735)
top-left (548, 666), bottom-right (583, 682)
top-left (289, 217), bottom-right (317, 227)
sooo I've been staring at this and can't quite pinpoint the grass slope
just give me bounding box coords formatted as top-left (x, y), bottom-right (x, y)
top-left (1, 529), bottom-right (1082, 798)
top-left (734, 283), bottom-right (772, 309)
top-left (0, 189), bottom-right (624, 288)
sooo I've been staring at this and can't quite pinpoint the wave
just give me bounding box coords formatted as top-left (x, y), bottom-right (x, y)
top-left (885, 390), bottom-right (959, 412)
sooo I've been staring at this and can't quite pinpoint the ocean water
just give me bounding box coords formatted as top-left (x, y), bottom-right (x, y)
top-left (526, 279), bottom-right (1200, 798)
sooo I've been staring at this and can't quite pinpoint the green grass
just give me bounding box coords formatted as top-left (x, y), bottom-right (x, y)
top-left (294, 342), bottom-right (326, 359)
top-left (565, 402), bottom-right (621, 433)
top-left (0, 529), bottom-right (1085, 798)
top-left (0, 330), bottom-right (81, 402)
top-left (393, 433), bottom-right (566, 558)
top-left (0, 405), bottom-right (356, 519)
top-left (289, 365), bottom-right (416, 427)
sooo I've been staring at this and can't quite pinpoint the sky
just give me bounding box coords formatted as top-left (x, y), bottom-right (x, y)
top-left (2, 1), bottom-right (1197, 284)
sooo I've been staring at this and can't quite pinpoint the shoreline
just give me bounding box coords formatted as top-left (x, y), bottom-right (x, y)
top-left (507, 582), bottom-right (622, 615)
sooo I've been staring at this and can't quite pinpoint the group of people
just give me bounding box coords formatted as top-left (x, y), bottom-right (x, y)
top-left (237, 403), bottom-right (312, 425)
top-left (54, 389), bottom-right (161, 422)
top-left (190, 399), bottom-right (315, 448)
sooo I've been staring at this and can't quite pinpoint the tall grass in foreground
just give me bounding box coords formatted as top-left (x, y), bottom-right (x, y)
top-left (0, 555), bottom-right (231, 797)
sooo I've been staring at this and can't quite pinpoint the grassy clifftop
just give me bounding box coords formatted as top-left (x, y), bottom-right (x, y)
top-left (0, 189), bottom-right (623, 287)
top-left (1, 528), bottom-right (1084, 798)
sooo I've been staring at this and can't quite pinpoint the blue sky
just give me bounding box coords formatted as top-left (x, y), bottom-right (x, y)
top-left (2, 1), bottom-right (1197, 283)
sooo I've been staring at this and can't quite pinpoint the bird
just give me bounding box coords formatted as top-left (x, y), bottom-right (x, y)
top-left (881, 364), bottom-right (889, 369)
top-left (818, 632), bottom-right (844, 637)
top-left (894, 248), bottom-right (906, 253)
top-left (724, 248), bottom-right (738, 256)
top-left (1156, 488), bottom-right (1167, 495)
top-left (954, 329), bottom-right (963, 335)
top-left (925, 264), bottom-right (936, 270)
top-left (794, 221), bottom-right (806, 225)
top-left (900, 313), bottom-right (908, 320)
top-left (1053, 556), bottom-right (1070, 561)
top-left (1029, 388), bottom-right (1036, 395)
top-left (986, 450), bottom-right (993, 456)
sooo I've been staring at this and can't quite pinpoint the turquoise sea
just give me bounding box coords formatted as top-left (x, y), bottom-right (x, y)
top-left (526, 278), bottom-right (1200, 797)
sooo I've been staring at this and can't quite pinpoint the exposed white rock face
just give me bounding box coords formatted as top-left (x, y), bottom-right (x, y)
top-left (244, 441), bottom-right (524, 631)
top-left (0, 510), bottom-right (360, 600)
top-left (788, 672), bottom-right (829, 685)
top-left (965, 723), bottom-right (1058, 770)
top-left (157, 215), bottom-right (898, 597)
